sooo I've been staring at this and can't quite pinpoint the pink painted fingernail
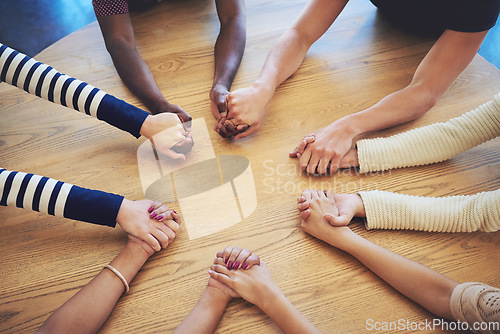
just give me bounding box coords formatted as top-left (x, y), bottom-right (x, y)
top-left (224, 257), bottom-right (229, 264)
top-left (233, 261), bottom-right (240, 269)
top-left (148, 206), bottom-right (154, 213)
top-left (227, 261), bottom-right (233, 269)
top-left (156, 215), bottom-right (163, 220)
top-left (242, 263), bottom-right (248, 270)
top-left (173, 210), bottom-right (177, 214)
top-left (150, 212), bottom-right (157, 218)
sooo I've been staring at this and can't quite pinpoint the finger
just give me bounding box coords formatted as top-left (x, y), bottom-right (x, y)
top-left (328, 155), bottom-right (342, 174)
top-left (325, 189), bottom-right (335, 200)
top-left (300, 208), bottom-right (311, 220)
top-left (150, 229), bottom-right (170, 249)
top-left (317, 157), bottom-right (330, 175)
top-left (234, 125), bottom-right (259, 140)
top-left (297, 195), bottom-right (307, 204)
top-left (297, 201), bottom-right (310, 212)
top-left (145, 234), bottom-right (162, 252)
top-left (289, 136), bottom-right (312, 158)
top-left (213, 257), bottom-right (226, 265)
top-left (227, 246), bottom-right (243, 269)
top-left (156, 222), bottom-right (176, 242)
top-left (306, 152), bottom-right (321, 175)
top-left (211, 263), bottom-right (231, 276)
top-left (171, 210), bottom-right (181, 224)
top-left (302, 189), bottom-right (313, 201)
top-left (208, 268), bottom-right (232, 287)
top-left (216, 250), bottom-right (225, 259)
top-left (299, 148), bottom-right (312, 173)
top-left (223, 246), bottom-right (234, 264)
top-left (236, 124), bottom-right (250, 132)
top-left (163, 149), bottom-right (186, 160)
top-left (324, 213), bottom-right (351, 226)
top-left (151, 204), bottom-right (169, 218)
top-left (163, 220), bottom-right (180, 234)
top-left (233, 248), bottom-right (252, 269)
top-left (339, 147), bottom-right (359, 168)
top-left (241, 253), bottom-right (260, 269)
top-left (148, 201), bottom-right (163, 214)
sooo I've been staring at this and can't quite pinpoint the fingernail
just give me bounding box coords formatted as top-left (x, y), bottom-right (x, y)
top-left (224, 257), bottom-right (229, 264)
top-left (233, 261), bottom-right (240, 269)
top-left (156, 215), bottom-right (163, 220)
top-left (150, 212), bottom-right (157, 218)
top-left (173, 210), bottom-right (177, 214)
top-left (242, 263), bottom-right (248, 270)
top-left (227, 261), bottom-right (233, 269)
top-left (148, 206), bottom-right (154, 213)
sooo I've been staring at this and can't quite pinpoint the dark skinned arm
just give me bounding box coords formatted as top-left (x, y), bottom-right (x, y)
top-left (210, 0), bottom-right (247, 138)
top-left (96, 13), bottom-right (191, 123)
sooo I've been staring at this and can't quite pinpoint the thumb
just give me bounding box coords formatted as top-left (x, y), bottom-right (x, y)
top-left (163, 149), bottom-right (186, 160)
top-left (324, 213), bottom-right (351, 226)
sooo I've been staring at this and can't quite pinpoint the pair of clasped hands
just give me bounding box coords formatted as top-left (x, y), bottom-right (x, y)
top-left (145, 89), bottom-right (358, 175)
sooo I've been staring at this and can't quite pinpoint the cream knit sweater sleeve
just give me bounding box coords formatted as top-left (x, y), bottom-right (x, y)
top-left (450, 282), bottom-right (500, 334)
top-left (356, 94), bottom-right (500, 173)
top-left (358, 189), bottom-right (500, 232)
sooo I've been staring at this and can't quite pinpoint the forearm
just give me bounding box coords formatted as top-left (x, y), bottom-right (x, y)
top-left (342, 84), bottom-right (438, 138)
top-left (329, 231), bottom-right (457, 320)
top-left (213, 6), bottom-right (246, 90)
top-left (173, 287), bottom-right (231, 334)
top-left (38, 242), bottom-right (151, 333)
top-left (356, 94), bottom-right (500, 172)
top-left (261, 291), bottom-right (320, 334)
top-left (358, 189), bottom-right (500, 232)
top-left (0, 167), bottom-right (123, 227)
top-left (0, 43), bottom-right (149, 137)
top-left (106, 41), bottom-right (167, 113)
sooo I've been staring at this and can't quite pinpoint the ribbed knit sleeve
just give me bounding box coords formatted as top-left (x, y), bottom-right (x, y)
top-left (450, 282), bottom-right (500, 334)
top-left (0, 43), bottom-right (149, 138)
top-left (358, 189), bottom-right (500, 232)
top-left (0, 168), bottom-right (123, 227)
top-left (356, 94), bottom-right (500, 173)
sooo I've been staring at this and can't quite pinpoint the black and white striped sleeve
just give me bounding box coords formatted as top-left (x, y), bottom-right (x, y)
top-left (0, 168), bottom-right (124, 227)
top-left (0, 43), bottom-right (149, 138)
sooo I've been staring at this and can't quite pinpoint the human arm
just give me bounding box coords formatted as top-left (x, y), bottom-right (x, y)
top-left (0, 167), bottom-right (181, 251)
top-left (0, 43), bottom-right (190, 158)
top-left (210, 0), bottom-right (246, 137)
top-left (298, 189), bottom-right (457, 319)
top-left (224, 0), bottom-right (348, 140)
top-left (94, 12), bottom-right (191, 123)
top-left (209, 260), bottom-right (319, 333)
top-left (38, 232), bottom-right (178, 333)
top-left (291, 29), bottom-right (489, 174)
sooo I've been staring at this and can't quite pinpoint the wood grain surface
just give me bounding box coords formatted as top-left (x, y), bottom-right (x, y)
top-left (1, 0), bottom-right (499, 333)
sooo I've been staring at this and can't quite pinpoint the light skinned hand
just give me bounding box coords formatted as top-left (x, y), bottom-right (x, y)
top-left (294, 121), bottom-right (359, 174)
top-left (116, 199), bottom-right (181, 252)
top-left (140, 113), bottom-right (192, 160)
top-left (206, 257), bottom-right (240, 299)
top-left (209, 260), bottom-right (280, 310)
top-left (224, 85), bottom-right (269, 140)
top-left (298, 192), bottom-right (365, 226)
top-left (217, 246), bottom-right (261, 270)
top-left (299, 189), bottom-right (357, 250)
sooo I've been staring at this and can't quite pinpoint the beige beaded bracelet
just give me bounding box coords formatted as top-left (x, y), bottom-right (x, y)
top-left (104, 264), bottom-right (130, 293)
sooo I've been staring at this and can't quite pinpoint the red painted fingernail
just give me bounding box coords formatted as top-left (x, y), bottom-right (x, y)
top-left (156, 215), bottom-right (163, 220)
top-left (242, 263), bottom-right (248, 269)
top-left (150, 212), bottom-right (157, 218)
top-left (148, 206), bottom-right (154, 213)
top-left (227, 261), bottom-right (233, 269)
top-left (224, 257), bottom-right (229, 264)
top-left (233, 261), bottom-right (240, 269)
top-left (173, 210), bottom-right (177, 214)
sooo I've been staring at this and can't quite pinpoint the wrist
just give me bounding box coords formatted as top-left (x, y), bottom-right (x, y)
top-left (251, 80), bottom-right (275, 101)
top-left (259, 285), bottom-right (286, 313)
top-left (334, 115), bottom-right (363, 138)
top-left (203, 286), bottom-right (232, 305)
top-left (124, 239), bottom-right (154, 261)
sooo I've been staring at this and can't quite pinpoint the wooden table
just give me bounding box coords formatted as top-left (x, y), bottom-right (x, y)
top-left (1, 0), bottom-right (499, 332)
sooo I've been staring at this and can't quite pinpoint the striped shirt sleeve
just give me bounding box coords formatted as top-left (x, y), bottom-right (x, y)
top-left (0, 168), bottom-right (123, 227)
top-left (0, 43), bottom-right (149, 138)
